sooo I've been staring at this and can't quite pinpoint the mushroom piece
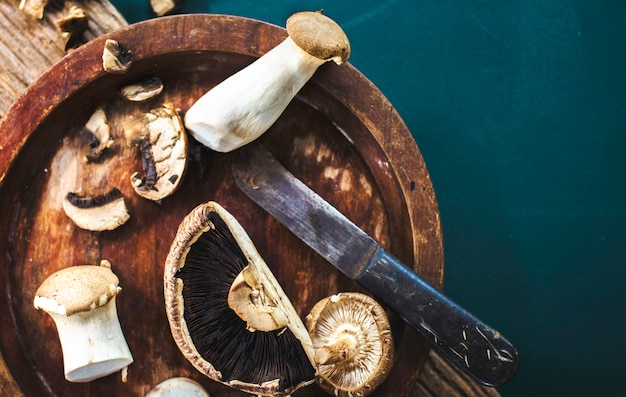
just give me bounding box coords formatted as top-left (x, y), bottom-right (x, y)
top-left (305, 292), bottom-right (394, 397)
top-left (146, 377), bottom-right (210, 397)
top-left (120, 76), bottom-right (164, 102)
top-left (81, 107), bottom-right (114, 163)
top-left (164, 201), bottom-right (316, 396)
top-left (184, 11), bottom-right (350, 152)
top-left (102, 39), bottom-right (132, 74)
top-left (56, 6), bottom-right (89, 51)
top-left (33, 260), bottom-right (134, 382)
top-left (62, 187), bottom-right (130, 231)
top-left (18, 0), bottom-right (47, 19)
top-left (150, 0), bottom-right (185, 17)
top-left (123, 104), bottom-right (188, 201)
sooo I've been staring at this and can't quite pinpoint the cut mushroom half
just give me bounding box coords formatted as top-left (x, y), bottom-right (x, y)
top-left (123, 104), bottom-right (188, 201)
top-left (184, 11), bottom-right (350, 152)
top-left (62, 187), bottom-right (130, 231)
top-left (164, 201), bottom-right (316, 396)
top-left (33, 260), bottom-right (133, 382)
top-left (306, 292), bottom-right (394, 397)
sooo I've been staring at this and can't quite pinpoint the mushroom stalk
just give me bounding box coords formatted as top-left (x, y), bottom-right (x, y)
top-left (184, 11), bottom-right (350, 153)
top-left (36, 296), bottom-right (133, 382)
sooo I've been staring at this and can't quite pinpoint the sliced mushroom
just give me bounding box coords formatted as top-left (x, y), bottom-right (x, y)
top-left (81, 107), bottom-right (114, 163)
top-left (146, 377), bottom-right (210, 397)
top-left (57, 6), bottom-right (89, 51)
top-left (306, 292), bottom-right (394, 397)
top-left (123, 104), bottom-right (188, 201)
top-left (120, 77), bottom-right (164, 102)
top-left (33, 260), bottom-right (133, 382)
top-left (102, 39), bottom-right (132, 74)
top-left (63, 188), bottom-right (130, 231)
top-left (18, 0), bottom-right (47, 19)
top-left (150, 0), bottom-right (185, 17)
top-left (164, 201), bottom-right (316, 396)
top-left (184, 11), bottom-right (350, 152)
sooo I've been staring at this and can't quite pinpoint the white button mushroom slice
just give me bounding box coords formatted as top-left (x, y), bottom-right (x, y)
top-left (62, 187), bottom-right (130, 231)
top-left (306, 292), bottom-right (395, 397)
top-left (164, 201), bottom-right (316, 396)
top-left (123, 104), bottom-right (188, 201)
top-left (184, 11), bottom-right (350, 153)
top-left (81, 107), bottom-right (114, 163)
top-left (120, 77), bottom-right (164, 102)
top-left (146, 377), bottom-right (211, 397)
top-left (33, 261), bottom-right (134, 383)
top-left (102, 39), bottom-right (132, 74)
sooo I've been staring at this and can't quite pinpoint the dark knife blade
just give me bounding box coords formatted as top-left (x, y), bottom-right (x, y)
top-left (231, 143), bottom-right (519, 387)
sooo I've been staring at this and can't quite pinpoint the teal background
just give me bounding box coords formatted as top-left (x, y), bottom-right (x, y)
top-left (110, 1), bottom-right (626, 395)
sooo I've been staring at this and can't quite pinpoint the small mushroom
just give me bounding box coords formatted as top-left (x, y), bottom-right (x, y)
top-left (184, 11), bottom-right (350, 152)
top-left (18, 0), bottom-right (47, 19)
top-left (56, 6), bottom-right (89, 51)
top-left (62, 187), bottom-right (130, 231)
top-left (120, 76), bottom-right (164, 102)
top-left (306, 292), bottom-right (394, 397)
top-left (146, 377), bottom-right (210, 397)
top-left (102, 39), bottom-right (132, 74)
top-left (150, 0), bottom-right (185, 17)
top-left (33, 260), bottom-right (134, 382)
top-left (123, 104), bottom-right (188, 201)
top-left (164, 201), bottom-right (316, 396)
top-left (81, 107), bottom-right (114, 163)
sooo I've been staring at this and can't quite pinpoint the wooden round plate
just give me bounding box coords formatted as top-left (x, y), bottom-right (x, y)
top-left (0, 14), bottom-right (443, 397)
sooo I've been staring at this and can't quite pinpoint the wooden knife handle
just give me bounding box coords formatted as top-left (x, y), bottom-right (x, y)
top-left (354, 246), bottom-right (520, 387)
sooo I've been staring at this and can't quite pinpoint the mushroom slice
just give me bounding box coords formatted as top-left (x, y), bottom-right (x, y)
top-left (150, 0), bottom-right (185, 17)
top-left (102, 39), bottom-right (132, 74)
top-left (19, 0), bottom-right (47, 19)
top-left (81, 107), bottom-right (114, 163)
top-left (33, 260), bottom-right (133, 382)
top-left (57, 6), bottom-right (89, 51)
top-left (124, 104), bottom-right (188, 201)
top-left (164, 201), bottom-right (316, 396)
top-left (146, 377), bottom-right (210, 397)
top-left (120, 76), bottom-right (164, 102)
top-left (306, 292), bottom-right (394, 397)
top-left (63, 188), bottom-right (130, 231)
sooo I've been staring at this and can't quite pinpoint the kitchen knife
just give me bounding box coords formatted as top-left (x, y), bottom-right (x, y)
top-left (231, 143), bottom-right (519, 387)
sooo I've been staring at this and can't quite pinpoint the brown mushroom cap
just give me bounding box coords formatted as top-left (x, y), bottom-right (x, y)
top-left (286, 11), bottom-right (351, 65)
top-left (306, 292), bottom-right (394, 397)
top-left (164, 201), bottom-right (316, 396)
top-left (34, 261), bottom-right (121, 316)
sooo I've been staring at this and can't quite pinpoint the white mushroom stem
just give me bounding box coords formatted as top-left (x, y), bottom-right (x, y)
top-left (314, 333), bottom-right (359, 365)
top-left (185, 37), bottom-right (325, 152)
top-left (34, 296), bottom-right (133, 382)
top-left (184, 11), bottom-right (349, 153)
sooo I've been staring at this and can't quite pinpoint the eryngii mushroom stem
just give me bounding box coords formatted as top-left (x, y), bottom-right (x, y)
top-left (184, 11), bottom-right (350, 153)
top-left (33, 260), bottom-right (133, 382)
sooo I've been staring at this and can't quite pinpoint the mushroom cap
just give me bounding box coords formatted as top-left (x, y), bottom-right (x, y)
top-left (145, 377), bottom-right (210, 397)
top-left (34, 261), bottom-right (121, 316)
top-left (164, 201), bottom-right (316, 396)
top-left (286, 11), bottom-right (350, 65)
top-left (306, 292), bottom-right (394, 397)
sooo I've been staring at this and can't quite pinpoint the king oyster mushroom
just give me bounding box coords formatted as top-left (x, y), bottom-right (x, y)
top-left (184, 11), bottom-right (350, 152)
top-left (123, 103), bottom-right (188, 201)
top-left (306, 292), bottom-right (394, 397)
top-left (62, 187), bottom-right (130, 231)
top-left (164, 201), bottom-right (316, 396)
top-left (33, 260), bottom-right (133, 382)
